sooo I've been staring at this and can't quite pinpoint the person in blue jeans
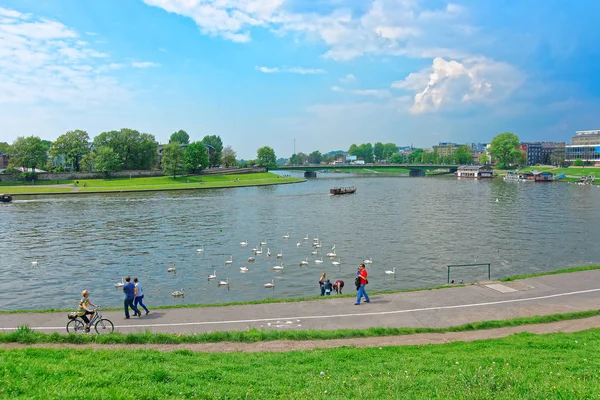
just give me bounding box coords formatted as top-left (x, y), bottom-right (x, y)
top-left (355, 263), bottom-right (370, 305)
top-left (123, 276), bottom-right (140, 318)
top-left (133, 277), bottom-right (150, 315)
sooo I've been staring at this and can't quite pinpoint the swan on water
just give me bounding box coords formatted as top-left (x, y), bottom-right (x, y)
top-left (240, 266), bottom-right (249, 272)
top-left (311, 250), bottom-right (318, 255)
top-left (297, 242), bottom-right (301, 248)
top-left (217, 278), bottom-right (229, 289)
top-left (255, 247), bottom-right (263, 255)
top-left (248, 256), bottom-right (255, 262)
top-left (260, 240), bottom-right (267, 246)
top-left (114, 277), bottom-right (124, 288)
top-left (240, 240), bottom-right (248, 246)
top-left (167, 267), bottom-right (177, 273)
top-left (264, 279), bottom-right (275, 288)
top-left (272, 263), bottom-right (284, 271)
top-left (283, 233), bottom-right (290, 239)
top-left (299, 258), bottom-right (309, 266)
top-left (208, 270), bottom-right (216, 280)
top-left (331, 259), bottom-right (341, 267)
top-left (303, 235), bottom-right (309, 240)
top-left (172, 288), bottom-right (184, 297)
top-left (315, 258), bottom-right (323, 264)
top-left (384, 267), bottom-right (396, 275)
top-left (266, 248), bottom-right (271, 257)
top-left (225, 256), bottom-right (233, 265)
top-left (276, 250), bottom-right (283, 258)
top-left (196, 246), bottom-right (204, 253)
top-left (364, 258), bottom-right (373, 264)
top-left (326, 251), bottom-right (336, 258)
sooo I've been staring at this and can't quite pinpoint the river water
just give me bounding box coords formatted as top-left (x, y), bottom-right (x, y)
top-left (1, 173), bottom-right (599, 310)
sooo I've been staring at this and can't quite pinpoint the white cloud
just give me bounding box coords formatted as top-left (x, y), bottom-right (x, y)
top-left (143, 0), bottom-right (472, 61)
top-left (331, 86), bottom-right (391, 98)
top-left (339, 73), bottom-right (356, 83)
top-left (0, 7), bottom-right (131, 107)
top-left (256, 65), bottom-right (326, 74)
top-left (392, 57), bottom-right (523, 113)
top-left (132, 61), bottom-right (161, 68)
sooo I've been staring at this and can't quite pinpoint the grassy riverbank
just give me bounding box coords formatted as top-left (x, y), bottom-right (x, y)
top-left (1, 329), bottom-right (599, 399)
top-left (517, 166), bottom-right (600, 182)
top-left (1, 173), bottom-right (304, 195)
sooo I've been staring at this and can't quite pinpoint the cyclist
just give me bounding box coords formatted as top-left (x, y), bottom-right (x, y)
top-left (77, 290), bottom-right (97, 331)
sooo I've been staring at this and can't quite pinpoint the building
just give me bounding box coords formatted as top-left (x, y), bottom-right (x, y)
top-left (541, 142), bottom-right (566, 166)
top-left (433, 142), bottom-right (459, 158)
top-left (565, 130), bottom-right (600, 165)
top-left (0, 152), bottom-right (8, 169)
top-left (518, 142), bottom-right (542, 165)
top-left (455, 165), bottom-right (493, 178)
top-left (470, 142), bottom-right (488, 153)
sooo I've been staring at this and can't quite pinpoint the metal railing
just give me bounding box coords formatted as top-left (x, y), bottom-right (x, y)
top-left (447, 263), bottom-right (491, 284)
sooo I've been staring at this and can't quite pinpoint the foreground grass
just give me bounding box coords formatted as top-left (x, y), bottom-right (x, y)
top-left (1, 329), bottom-right (599, 399)
top-left (2, 310), bottom-right (600, 345)
top-left (2, 173), bottom-right (303, 194)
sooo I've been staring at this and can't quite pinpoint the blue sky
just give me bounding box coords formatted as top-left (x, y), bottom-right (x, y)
top-left (1, 0), bottom-right (599, 159)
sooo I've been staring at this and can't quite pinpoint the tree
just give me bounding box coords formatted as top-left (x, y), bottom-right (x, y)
top-left (94, 146), bottom-right (122, 176)
top-left (308, 150), bottom-right (322, 165)
top-left (221, 146), bottom-right (237, 167)
top-left (202, 135), bottom-right (223, 167)
top-left (80, 152), bottom-right (96, 172)
top-left (183, 141), bottom-right (209, 173)
top-left (93, 129), bottom-right (157, 170)
top-left (0, 142), bottom-right (11, 154)
top-left (50, 129), bottom-right (91, 171)
top-left (373, 142), bottom-right (385, 162)
top-left (454, 145), bottom-right (473, 165)
top-left (288, 154), bottom-right (297, 165)
top-left (295, 152), bottom-right (308, 165)
top-left (11, 136), bottom-right (48, 172)
top-left (389, 153), bottom-right (405, 164)
top-left (478, 153), bottom-right (489, 165)
top-left (574, 158), bottom-right (584, 166)
top-left (382, 143), bottom-right (398, 160)
top-left (162, 142), bottom-right (184, 178)
top-left (407, 148), bottom-right (424, 163)
top-left (169, 130), bottom-right (190, 145)
top-left (256, 146), bottom-right (277, 169)
top-left (490, 132), bottom-right (520, 169)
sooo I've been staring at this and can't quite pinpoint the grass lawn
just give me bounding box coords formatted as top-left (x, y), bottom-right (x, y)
top-left (1, 173), bottom-right (303, 194)
top-left (1, 329), bottom-right (599, 399)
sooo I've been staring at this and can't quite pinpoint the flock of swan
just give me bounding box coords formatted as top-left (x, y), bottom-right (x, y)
top-left (113, 233), bottom-right (397, 298)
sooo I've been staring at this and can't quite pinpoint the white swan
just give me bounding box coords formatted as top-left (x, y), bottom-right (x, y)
top-left (364, 258), bottom-right (373, 264)
top-left (276, 250), bottom-right (283, 258)
top-left (248, 256), bottom-right (255, 262)
top-left (331, 244), bottom-right (336, 251)
top-left (299, 258), bottom-right (309, 266)
top-left (217, 278), bottom-right (229, 287)
top-left (114, 277), bottom-right (124, 288)
top-left (225, 256), bottom-right (233, 265)
top-left (240, 266), bottom-right (249, 272)
top-left (264, 279), bottom-right (275, 288)
top-left (326, 251), bottom-right (336, 258)
top-left (31, 260), bottom-right (38, 266)
top-left (208, 270), bottom-right (216, 280)
top-left (315, 257), bottom-right (323, 264)
top-left (240, 240), bottom-right (248, 246)
top-left (255, 247), bottom-right (263, 255)
top-left (315, 241), bottom-right (322, 249)
top-left (266, 248), bottom-right (271, 257)
top-left (331, 259), bottom-right (341, 267)
top-left (172, 288), bottom-right (184, 297)
top-left (283, 233), bottom-right (290, 239)
top-left (272, 263), bottom-right (284, 271)
top-left (251, 246), bottom-right (258, 253)
top-left (303, 235), bottom-right (309, 240)
top-left (260, 239), bottom-right (267, 246)
top-left (385, 267), bottom-right (396, 275)
top-left (196, 246), bottom-right (204, 253)
top-left (296, 242), bottom-right (301, 248)
top-left (167, 267), bottom-right (177, 273)
top-left (313, 237), bottom-right (319, 242)
top-left (311, 250), bottom-right (318, 255)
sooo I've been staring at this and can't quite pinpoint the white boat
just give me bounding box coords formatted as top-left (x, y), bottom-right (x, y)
top-left (503, 171), bottom-right (526, 182)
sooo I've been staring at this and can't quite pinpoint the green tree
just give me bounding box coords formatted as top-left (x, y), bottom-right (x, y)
top-left (574, 158), bottom-right (584, 166)
top-left (10, 136), bottom-right (48, 172)
top-left (162, 142), bottom-right (184, 178)
top-left (169, 130), bottom-right (190, 145)
top-left (407, 148), bottom-right (424, 163)
top-left (454, 145), bottom-right (473, 165)
top-left (257, 146), bottom-right (277, 169)
top-left (80, 152), bottom-right (96, 172)
top-left (295, 152), bottom-right (308, 165)
top-left (490, 132), bottom-right (521, 169)
top-left (382, 143), bottom-right (398, 160)
top-left (93, 129), bottom-right (157, 170)
top-left (373, 142), bottom-right (385, 162)
top-left (389, 153), bottom-right (405, 164)
top-left (183, 141), bottom-right (209, 173)
top-left (94, 146), bottom-right (122, 176)
top-left (308, 150), bottom-right (322, 165)
top-left (202, 135), bottom-right (223, 167)
top-left (478, 153), bottom-right (489, 165)
top-left (221, 146), bottom-right (237, 167)
top-left (50, 129), bottom-right (91, 171)
top-left (288, 154), bottom-right (297, 165)
top-left (0, 142), bottom-right (11, 154)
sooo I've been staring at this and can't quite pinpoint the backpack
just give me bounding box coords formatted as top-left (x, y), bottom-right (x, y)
top-left (67, 312), bottom-right (78, 319)
top-left (355, 275), bottom-right (361, 290)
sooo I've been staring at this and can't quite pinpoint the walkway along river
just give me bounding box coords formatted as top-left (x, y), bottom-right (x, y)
top-left (1, 172), bottom-right (599, 310)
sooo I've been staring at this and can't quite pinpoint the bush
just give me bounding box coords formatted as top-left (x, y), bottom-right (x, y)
top-left (20, 172), bottom-right (38, 182)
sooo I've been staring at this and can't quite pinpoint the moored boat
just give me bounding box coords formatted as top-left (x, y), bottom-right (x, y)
top-left (0, 194), bottom-right (12, 203)
top-left (330, 186), bottom-right (356, 195)
top-left (503, 172), bottom-right (526, 182)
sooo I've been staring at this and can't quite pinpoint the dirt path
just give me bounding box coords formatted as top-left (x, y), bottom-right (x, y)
top-left (2, 316), bottom-right (599, 353)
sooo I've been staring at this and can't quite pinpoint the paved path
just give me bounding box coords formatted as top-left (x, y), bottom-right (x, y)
top-left (1, 270), bottom-right (599, 335)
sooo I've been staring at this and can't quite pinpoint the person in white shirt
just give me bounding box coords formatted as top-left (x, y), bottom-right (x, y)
top-left (133, 278), bottom-right (150, 316)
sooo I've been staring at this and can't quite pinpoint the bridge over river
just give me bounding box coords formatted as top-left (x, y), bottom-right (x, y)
top-left (277, 163), bottom-right (460, 177)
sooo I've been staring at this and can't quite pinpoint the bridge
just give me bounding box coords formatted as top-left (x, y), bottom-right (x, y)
top-left (277, 163), bottom-right (460, 177)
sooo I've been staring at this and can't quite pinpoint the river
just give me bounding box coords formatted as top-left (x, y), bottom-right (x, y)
top-left (1, 173), bottom-right (599, 310)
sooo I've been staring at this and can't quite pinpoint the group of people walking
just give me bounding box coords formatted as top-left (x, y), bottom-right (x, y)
top-left (318, 263), bottom-right (370, 305)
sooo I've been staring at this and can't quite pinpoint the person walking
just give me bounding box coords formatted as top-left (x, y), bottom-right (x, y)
top-left (333, 279), bottom-right (344, 294)
top-left (319, 273), bottom-right (327, 296)
top-left (355, 263), bottom-right (370, 305)
top-left (133, 278), bottom-right (150, 315)
top-left (123, 276), bottom-right (140, 318)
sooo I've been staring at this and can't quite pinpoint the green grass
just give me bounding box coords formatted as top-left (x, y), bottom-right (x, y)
top-left (500, 264), bottom-right (600, 282)
top-left (2, 310), bottom-right (600, 345)
top-left (1, 173), bottom-right (304, 195)
top-left (1, 328), bottom-right (600, 399)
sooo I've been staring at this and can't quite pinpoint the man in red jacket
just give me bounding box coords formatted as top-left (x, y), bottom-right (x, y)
top-left (355, 263), bottom-right (370, 305)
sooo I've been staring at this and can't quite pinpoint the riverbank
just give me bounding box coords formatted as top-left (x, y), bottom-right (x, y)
top-left (503, 166), bottom-right (600, 183)
top-left (0, 172), bottom-right (305, 196)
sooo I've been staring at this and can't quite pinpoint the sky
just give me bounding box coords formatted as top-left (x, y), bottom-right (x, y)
top-left (1, 0), bottom-right (599, 159)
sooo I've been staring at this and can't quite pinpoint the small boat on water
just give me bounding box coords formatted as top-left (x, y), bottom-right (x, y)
top-left (330, 186), bottom-right (356, 195)
top-left (503, 172), bottom-right (526, 182)
top-left (504, 171), bottom-right (554, 182)
top-left (0, 194), bottom-right (12, 203)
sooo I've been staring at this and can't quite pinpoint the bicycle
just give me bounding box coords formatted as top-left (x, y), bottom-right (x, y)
top-left (66, 307), bottom-right (114, 334)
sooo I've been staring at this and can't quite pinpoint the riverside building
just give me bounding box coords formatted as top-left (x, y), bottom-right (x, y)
top-left (565, 130), bottom-right (600, 165)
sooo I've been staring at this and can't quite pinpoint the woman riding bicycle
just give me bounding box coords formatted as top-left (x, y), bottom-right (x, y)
top-left (77, 290), bottom-right (97, 331)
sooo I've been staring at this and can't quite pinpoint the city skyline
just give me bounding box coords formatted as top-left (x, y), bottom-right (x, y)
top-left (1, 0), bottom-right (599, 159)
